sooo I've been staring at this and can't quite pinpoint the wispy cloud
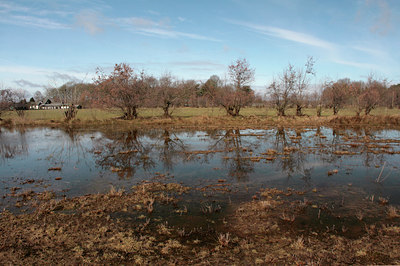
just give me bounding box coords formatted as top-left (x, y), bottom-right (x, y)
top-left (351, 46), bottom-right (386, 57)
top-left (331, 59), bottom-right (378, 69)
top-left (14, 79), bottom-right (45, 88)
top-left (170, 60), bottom-right (225, 68)
top-left (224, 19), bottom-right (389, 72)
top-left (137, 27), bottom-right (221, 42)
top-left (47, 72), bottom-right (81, 83)
top-left (115, 16), bottom-right (221, 42)
top-left (225, 19), bottom-right (335, 50)
top-left (75, 10), bottom-right (104, 34)
top-left (368, 0), bottom-right (392, 36)
top-left (0, 65), bottom-right (90, 85)
top-left (0, 15), bottom-right (70, 29)
top-left (0, 2), bottom-right (71, 29)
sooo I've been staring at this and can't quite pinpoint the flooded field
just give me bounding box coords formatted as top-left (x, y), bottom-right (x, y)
top-left (1, 126), bottom-right (400, 264)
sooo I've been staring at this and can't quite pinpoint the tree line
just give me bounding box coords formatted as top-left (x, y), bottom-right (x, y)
top-left (1, 57), bottom-right (400, 120)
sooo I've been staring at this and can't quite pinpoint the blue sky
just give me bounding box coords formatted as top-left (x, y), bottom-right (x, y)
top-left (0, 0), bottom-right (399, 95)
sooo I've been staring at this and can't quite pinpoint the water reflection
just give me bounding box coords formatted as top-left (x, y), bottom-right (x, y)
top-left (1, 126), bottom-right (400, 203)
top-left (0, 128), bottom-right (28, 160)
top-left (155, 129), bottom-right (187, 171)
top-left (92, 129), bottom-right (155, 179)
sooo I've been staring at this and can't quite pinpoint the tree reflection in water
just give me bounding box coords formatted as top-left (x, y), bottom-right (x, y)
top-left (0, 128), bottom-right (28, 160)
top-left (274, 127), bottom-right (312, 184)
top-left (155, 129), bottom-right (187, 171)
top-left (210, 129), bottom-right (254, 180)
top-left (92, 129), bottom-right (155, 179)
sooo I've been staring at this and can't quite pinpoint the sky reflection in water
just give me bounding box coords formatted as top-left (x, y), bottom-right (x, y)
top-left (1, 126), bottom-right (400, 208)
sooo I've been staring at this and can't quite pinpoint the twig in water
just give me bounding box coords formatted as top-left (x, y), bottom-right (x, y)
top-left (375, 162), bottom-right (392, 183)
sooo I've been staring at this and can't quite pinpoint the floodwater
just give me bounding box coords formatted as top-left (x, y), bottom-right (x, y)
top-left (1, 126), bottom-right (400, 223)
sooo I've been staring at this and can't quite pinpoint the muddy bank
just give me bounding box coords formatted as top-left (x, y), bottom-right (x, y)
top-left (1, 181), bottom-right (399, 264)
top-left (2, 114), bottom-right (400, 130)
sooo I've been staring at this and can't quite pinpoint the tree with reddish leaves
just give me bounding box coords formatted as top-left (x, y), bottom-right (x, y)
top-left (94, 63), bottom-right (149, 120)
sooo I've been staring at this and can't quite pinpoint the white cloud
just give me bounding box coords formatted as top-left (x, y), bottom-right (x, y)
top-left (331, 59), bottom-right (378, 69)
top-left (224, 18), bottom-right (391, 72)
top-left (225, 19), bottom-right (335, 50)
top-left (0, 2), bottom-right (71, 29)
top-left (0, 65), bottom-right (93, 90)
top-left (0, 14), bottom-right (70, 29)
top-left (115, 17), bottom-right (221, 42)
top-left (351, 46), bottom-right (386, 57)
top-left (75, 10), bottom-right (104, 34)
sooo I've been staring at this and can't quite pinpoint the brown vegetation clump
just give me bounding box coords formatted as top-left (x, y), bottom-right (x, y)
top-left (228, 188), bottom-right (400, 264)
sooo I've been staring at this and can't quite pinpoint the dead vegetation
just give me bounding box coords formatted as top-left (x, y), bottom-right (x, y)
top-left (228, 187), bottom-right (400, 264)
top-left (1, 180), bottom-right (400, 264)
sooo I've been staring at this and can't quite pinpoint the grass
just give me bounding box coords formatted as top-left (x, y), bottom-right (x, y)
top-left (1, 106), bottom-right (400, 128)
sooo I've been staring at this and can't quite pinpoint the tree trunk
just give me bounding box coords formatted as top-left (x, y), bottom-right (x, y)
top-left (163, 103), bottom-right (171, 118)
top-left (365, 106), bottom-right (373, 115)
top-left (333, 105), bottom-right (339, 115)
top-left (64, 104), bottom-right (77, 121)
top-left (124, 106), bottom-right (138, 120)
top-left (316, 105), bottom-right (322, 117)
top-left (296, 104), bottom-right (302, 116)
top-left (234, 105), bottom-right (241, 116)
top-left (225, 106), bottom-right (236, 116)
top-left (277, 106), bottom-right (285, 116)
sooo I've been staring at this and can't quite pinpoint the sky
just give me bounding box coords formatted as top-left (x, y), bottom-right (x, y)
top-left (0, 0), bottom-right (399, 96)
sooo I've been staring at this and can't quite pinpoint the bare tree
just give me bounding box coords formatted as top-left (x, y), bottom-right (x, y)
top-left (94, 63), bottom-right (150, 120)
top-left (322, 79), bottom-right (349, 115)
top-left (292, 56), bottom-right (315, 116)
top-left (0, 88), bottom-right (13, 118)
top-left (205, 59), bottom-right (255, 116)
top-left (228, 58), bottom-right (255, 91)
top-left (33, 90), bottom-right (45, 102)
top-left (202, 75), bottom-right (223, 107)
top-left (11, 89), bottom-right (28, 117)
top-left (153, 74), bottom-right (187, 118)
top-left (359, 75), bottom-right (386, 115)
top-left (268, 64), bottom-right (296, 116)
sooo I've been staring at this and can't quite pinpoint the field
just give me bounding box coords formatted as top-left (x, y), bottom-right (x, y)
top-left (2, 107), bottom-right (400, 128)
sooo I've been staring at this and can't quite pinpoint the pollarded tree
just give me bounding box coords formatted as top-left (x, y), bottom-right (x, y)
top-left (206, 58), bottom-right (255, 116)
top-left (385, 84), bottom-right (400, 109)
top-left (322, 79), bottom-right (349, 115)
top-left (155, 74), bottom-right (180, 118)
top-left (359, 75), bottom-right (386, 115)
top-left (202, 75), bottom-right (223, 107)
top-left (348, 81), bottom-right (364, 116)
top-left (292, 56), bottom-right (315, 116)
top-left (94, 63), bottom-right (150, 120)
top-left (268, 64), bottom-right (296, 116)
